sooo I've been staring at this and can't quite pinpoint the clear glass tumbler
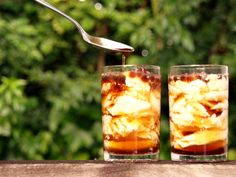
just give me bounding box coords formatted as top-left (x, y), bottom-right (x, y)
top-left (101, 65), bottom-right (161, 161)
top-left (168, 65), bottom-right (228, 162)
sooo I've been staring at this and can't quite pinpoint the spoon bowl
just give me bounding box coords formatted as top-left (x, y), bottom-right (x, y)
top-left (35, 0), bottom-right (134, 53)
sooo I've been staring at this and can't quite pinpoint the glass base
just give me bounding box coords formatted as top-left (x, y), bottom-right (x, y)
top-left (104, 151), bottom-right (159, 161)
top-left (171, 152), bottom-right (227, 162)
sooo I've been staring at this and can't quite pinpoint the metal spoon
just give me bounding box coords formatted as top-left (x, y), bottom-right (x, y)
top-left (35, 0), bottom-right (134, 53)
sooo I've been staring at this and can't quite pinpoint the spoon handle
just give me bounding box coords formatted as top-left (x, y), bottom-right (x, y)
top-left (35, 0), bottom-right (86, 35)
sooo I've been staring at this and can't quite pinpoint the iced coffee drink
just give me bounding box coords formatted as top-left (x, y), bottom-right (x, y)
top-left (102, 65), bottom-right (161, 161)
top-left (168, 65), bottom-right (228, 161)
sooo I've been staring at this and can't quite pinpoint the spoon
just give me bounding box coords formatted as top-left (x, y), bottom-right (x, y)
top-left (35, 0), bottom-right (134, 53)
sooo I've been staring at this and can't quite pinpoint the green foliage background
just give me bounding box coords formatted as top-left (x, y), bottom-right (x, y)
top-left (0, 0), bottom-right (236, 160)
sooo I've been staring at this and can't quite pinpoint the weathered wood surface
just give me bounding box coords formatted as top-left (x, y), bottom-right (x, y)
top-left (0, 160), bottom-right (236, 177)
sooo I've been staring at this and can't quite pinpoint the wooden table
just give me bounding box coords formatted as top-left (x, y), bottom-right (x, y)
top-left (0, 160), bottom-right (235, 177)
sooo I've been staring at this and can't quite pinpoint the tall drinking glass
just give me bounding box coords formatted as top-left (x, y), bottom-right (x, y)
top-left (168, 65), bottom-right (228, 161)
top-left (101, 65), bottom-right (161, 161)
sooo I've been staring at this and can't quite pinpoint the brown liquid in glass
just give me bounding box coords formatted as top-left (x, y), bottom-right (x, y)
top-left (102, 69), bottom-right (161, 155)
top-left (169, 73), bottom-right (227, 156)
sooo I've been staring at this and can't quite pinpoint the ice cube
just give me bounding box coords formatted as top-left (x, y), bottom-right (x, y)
top-left (138, 131), bottom-right (158, 140)
top-left (108, 95), bottom-right (151, 116)
top-left (175, 130), bottom-right (227, 148)
top-left (124, 71), bottom-right (150, 93)
top-left (189, 79), bottom-right (208, 92)
top-left (168, 84), bottom-right (183, 96)
top-left (207, 74), bottom-right (228, 91)
top-left (186, 102), bottom-right (209, 117)
top-left (150, 91), bottom-right (161, 112)
top-left (110, 116), bottom-right (140, 137)
top-left (102, 115), bottom-right (113, 135)
top-left (171, 112), bottom-right (195, 127)
top-left (203, 91), bottom-right (228, 102)
top-left (172, 97), bottom-right (187, 114)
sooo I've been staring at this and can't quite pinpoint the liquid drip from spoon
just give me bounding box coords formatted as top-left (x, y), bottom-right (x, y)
top-left (121, 51), bottom-right (132, 65)
top-left (122, 54), bottom-right (126, 65)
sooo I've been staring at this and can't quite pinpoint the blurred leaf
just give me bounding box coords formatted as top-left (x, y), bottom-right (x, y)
top-left (229, 149), bottom-right (236, 160)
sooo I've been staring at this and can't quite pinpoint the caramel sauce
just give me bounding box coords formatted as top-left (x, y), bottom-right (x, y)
top-left (202, 104), bottom-right (223, 117)
top-left (104, 137), bottom-right (159, 154)
top-left (172, 140), bottom-right (227, 155)
top-left (174, 93), bottom-right (185, 103)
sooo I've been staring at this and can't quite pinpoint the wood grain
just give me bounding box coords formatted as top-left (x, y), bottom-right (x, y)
top-left (0, 160), bottom-right (235, 177)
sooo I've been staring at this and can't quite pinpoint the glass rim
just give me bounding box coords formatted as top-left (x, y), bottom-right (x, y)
top-left (103, 64), bottom-right (160, 70)
top-left (169, 64), bottom-right (228, 75)
top-left (170, 64), bottom-right (228, 69)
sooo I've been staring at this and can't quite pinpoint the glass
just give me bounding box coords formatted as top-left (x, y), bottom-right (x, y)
top-left (101, 65), bottom-right (161, 161)
top-left (168, 65), bottom-right (228, 162)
